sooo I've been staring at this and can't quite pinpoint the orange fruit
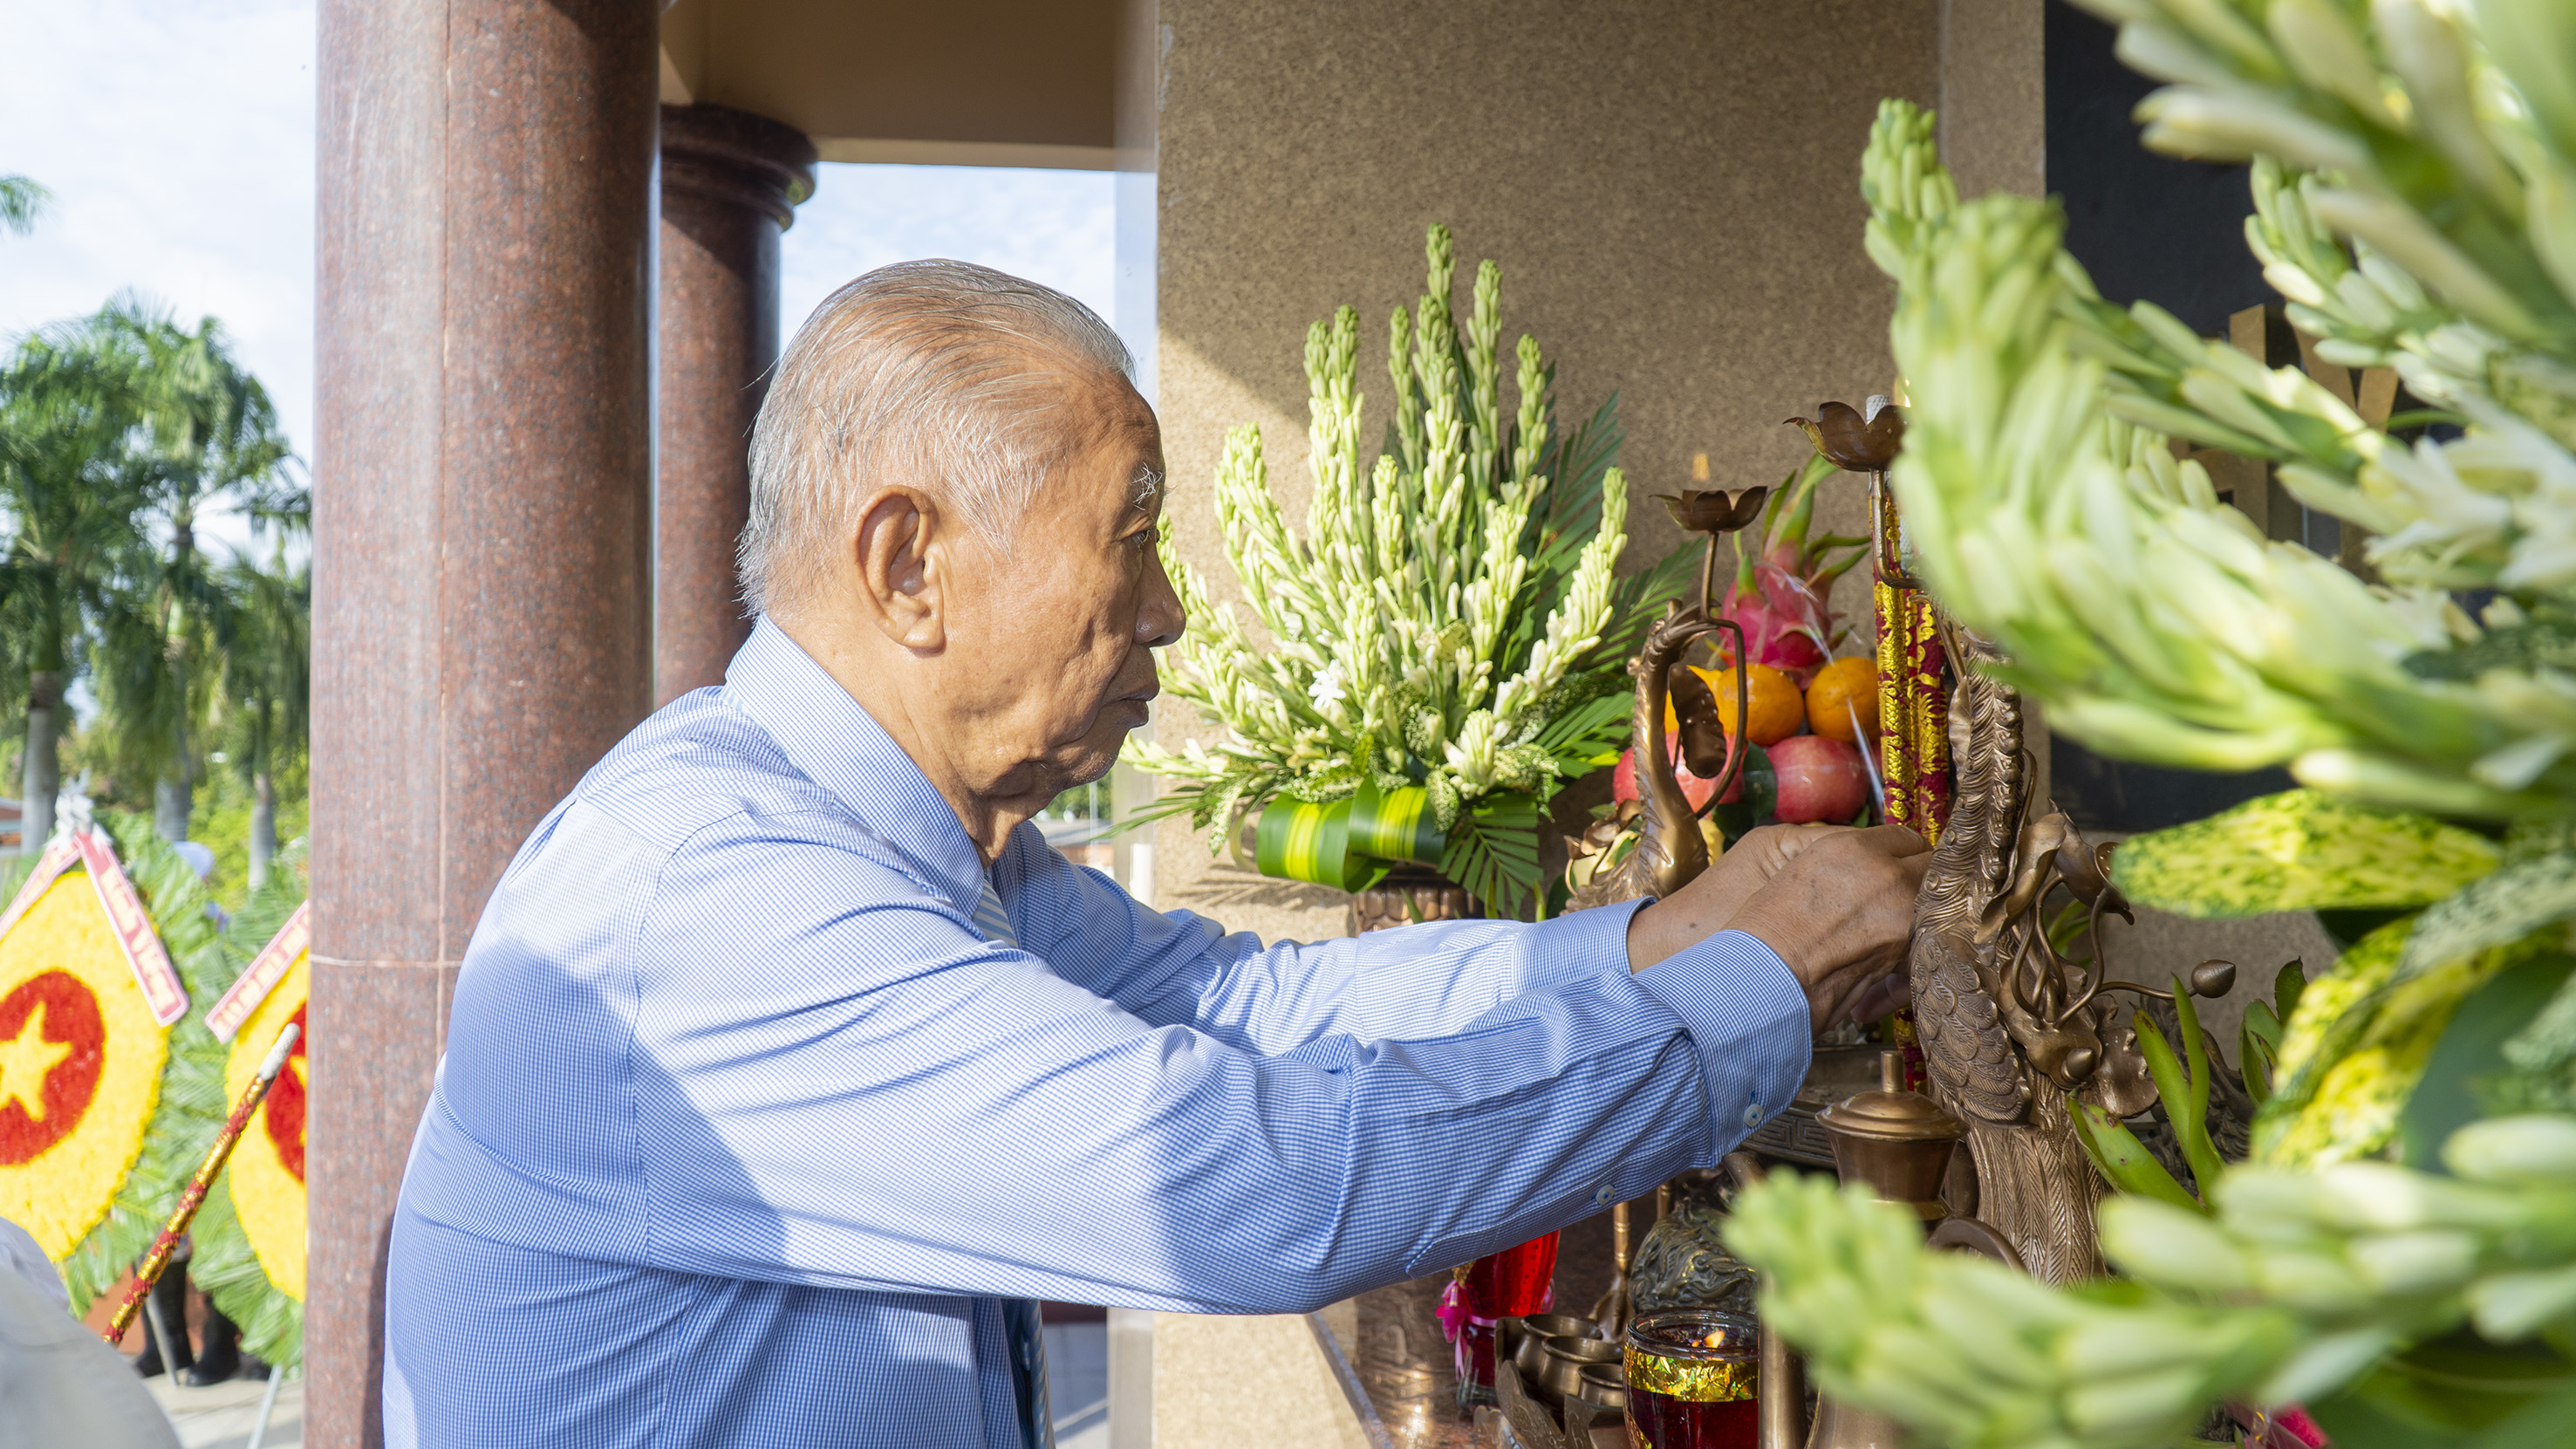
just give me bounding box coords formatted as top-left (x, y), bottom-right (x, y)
top-left (1673, 663), bottom-right (1802, 746)
top-left (1806, 656), bottom-right (1879, 744)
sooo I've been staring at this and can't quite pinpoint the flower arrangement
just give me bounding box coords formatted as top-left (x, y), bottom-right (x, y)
top-left (1721, 2), bottom-right (2576, 1443)
top-left (1131, 224), bottom-right (1692, 914)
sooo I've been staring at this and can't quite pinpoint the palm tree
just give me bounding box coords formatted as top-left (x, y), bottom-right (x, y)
top-left (0, 175), bottom-right (44, 236)
top-left (0, 319), bottom-right (153, 850)
top-left (85, 300), bottom-right (299, 843)
top-left (214, 551), bottom-right (307, 885)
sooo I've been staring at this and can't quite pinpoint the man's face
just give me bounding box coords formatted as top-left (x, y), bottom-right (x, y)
top-left (940, 365), bottom-right (1183, 811)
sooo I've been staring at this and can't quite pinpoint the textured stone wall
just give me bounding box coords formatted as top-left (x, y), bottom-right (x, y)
top-left (1938, 0), bottom-right (2046, 203)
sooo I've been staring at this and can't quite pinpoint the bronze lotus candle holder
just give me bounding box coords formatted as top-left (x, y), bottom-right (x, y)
top-left (1656, 483), bottom-right (1771, 822)
top-left (1786, 399), bottom-right (1904, 474)
top-left (1788, 395), bottom-right (1951, 842)
top-left (1558, 483), bottom-right (1772, 1349)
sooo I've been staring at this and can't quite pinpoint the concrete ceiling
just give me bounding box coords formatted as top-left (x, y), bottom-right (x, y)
top-left (659, 0), bottom-right (1122, 170)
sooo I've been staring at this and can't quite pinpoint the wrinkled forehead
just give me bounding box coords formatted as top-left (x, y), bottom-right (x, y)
top-left (1035, 360), bottom-right (1164, 515)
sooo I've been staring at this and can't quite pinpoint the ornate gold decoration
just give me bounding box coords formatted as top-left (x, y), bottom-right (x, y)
top-left (1870, 468), bottom-right (1950, 840)
top-left (1786, 401), bottom-right (1903, 474)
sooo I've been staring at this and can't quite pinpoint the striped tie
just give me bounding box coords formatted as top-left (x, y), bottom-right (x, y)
top-left (972, 878), bottom-right (1056, 1449)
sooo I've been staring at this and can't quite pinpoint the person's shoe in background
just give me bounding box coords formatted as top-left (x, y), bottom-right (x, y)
top-left (180, 1300), bottom-right (240, 1385)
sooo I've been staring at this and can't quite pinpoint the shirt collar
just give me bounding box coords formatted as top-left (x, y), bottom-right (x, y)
top-left (721, 616), bottom-right (989, 919)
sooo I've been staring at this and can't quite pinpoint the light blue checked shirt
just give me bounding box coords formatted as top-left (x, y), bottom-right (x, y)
top-left (382, 619), bottom-right (1809, 1448)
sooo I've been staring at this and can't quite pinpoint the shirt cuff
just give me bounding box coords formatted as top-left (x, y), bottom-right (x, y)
top-left (1513, 897), bottom-right (1650, 994)
top-left (1628, 929), bottom-right (1811, 1162)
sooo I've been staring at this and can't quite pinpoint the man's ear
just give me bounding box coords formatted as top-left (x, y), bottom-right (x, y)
top-left (851, 485), bottom-right (946, 651)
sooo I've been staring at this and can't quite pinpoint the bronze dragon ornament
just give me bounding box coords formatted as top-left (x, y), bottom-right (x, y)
top-left (1910, 620), bottom-right (2235, 1282)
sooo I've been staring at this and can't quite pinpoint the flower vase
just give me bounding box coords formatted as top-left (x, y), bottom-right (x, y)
top-left (1349, 870), bottom-right (1479, 933)
top-left (1450, 1231), bottom-right (1560, 1405)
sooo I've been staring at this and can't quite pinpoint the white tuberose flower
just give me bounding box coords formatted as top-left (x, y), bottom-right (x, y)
top-left (1308, 660), bottom-right (1349, 717)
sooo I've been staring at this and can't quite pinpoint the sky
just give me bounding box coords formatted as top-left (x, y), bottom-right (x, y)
top-left (0, 0), bottom-right (317, 557)
top-left (781, 167), bottom-right (1116, 350)
top-left (0, 0), bottom-right (1120, 559)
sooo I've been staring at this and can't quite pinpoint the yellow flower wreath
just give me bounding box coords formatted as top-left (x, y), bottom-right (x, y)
top-left (0, 873), bottom-right (172, 1259)
top-left (219, 947), bottom-right (305, 1300)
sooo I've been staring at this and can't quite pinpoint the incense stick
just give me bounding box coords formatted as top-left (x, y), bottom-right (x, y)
top-left (1849, 699), bottom-right (1889, 817)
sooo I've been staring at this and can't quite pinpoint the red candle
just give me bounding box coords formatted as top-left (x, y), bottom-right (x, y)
top-left (1460, 1231), bottom-right (1560, 1319)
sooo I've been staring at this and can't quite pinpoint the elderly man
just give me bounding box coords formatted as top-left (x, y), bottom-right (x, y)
top-left (383, 261), bottom-right (1928, 1447)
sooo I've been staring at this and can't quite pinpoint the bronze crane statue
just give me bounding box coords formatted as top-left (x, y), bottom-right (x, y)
top-left (1566, 486), bottom-right (1765, 914)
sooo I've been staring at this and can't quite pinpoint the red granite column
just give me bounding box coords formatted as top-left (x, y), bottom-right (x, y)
top-left (656, 105), bottom-right (816, 704)
top-left (311, 2), bottom-right (656, 1444)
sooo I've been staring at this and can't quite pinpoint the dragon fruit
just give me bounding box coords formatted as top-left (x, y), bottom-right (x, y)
top-left (1712, 455), bottom-right (1865, 688)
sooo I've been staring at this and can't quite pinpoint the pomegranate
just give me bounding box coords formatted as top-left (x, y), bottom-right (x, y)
top-left (1768, 734), bottom-right (1869, 824)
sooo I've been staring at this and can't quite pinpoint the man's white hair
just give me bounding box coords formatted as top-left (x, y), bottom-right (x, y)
top-left (739, 259), bottom-right (1134, 619)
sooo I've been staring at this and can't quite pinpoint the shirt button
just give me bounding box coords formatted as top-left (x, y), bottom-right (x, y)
top-left (1743, 1102), bottom-right (1764, 1129)
top-left (1593, 1184), bottom-right (1614, 1206)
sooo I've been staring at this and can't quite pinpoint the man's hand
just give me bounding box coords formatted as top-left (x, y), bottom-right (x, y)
top-left (1623, 824), bottom-right (1882, 965)
top-left (1626, 824), bottom-right (1930, 1034)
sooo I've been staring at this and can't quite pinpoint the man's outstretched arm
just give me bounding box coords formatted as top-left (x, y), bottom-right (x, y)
top-left (415, 823), bottom-right (1816, 1315)
top-left (1015, 822), bottom-right (1927, 1053)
